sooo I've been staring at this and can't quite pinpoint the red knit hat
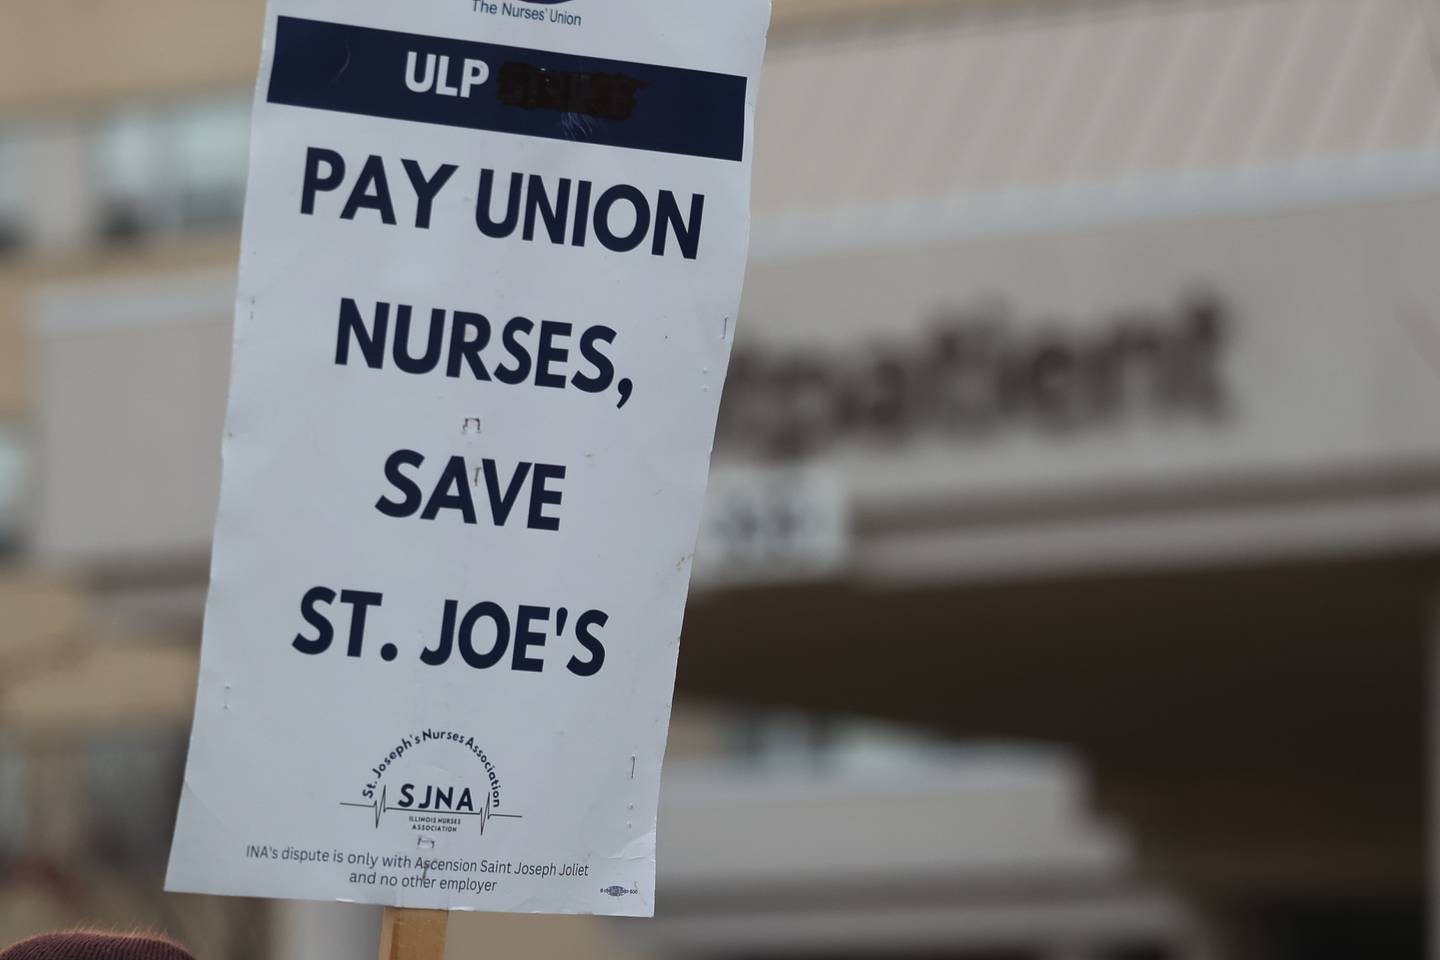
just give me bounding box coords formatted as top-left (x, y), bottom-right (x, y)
top-left (0, 934), bottom-right (195, 960)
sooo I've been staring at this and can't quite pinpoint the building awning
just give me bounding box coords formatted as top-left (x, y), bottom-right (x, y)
top-left (701, 0), bottom-right (1440, 586)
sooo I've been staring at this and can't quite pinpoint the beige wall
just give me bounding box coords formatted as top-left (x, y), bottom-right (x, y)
top-left (0, 0), bottom-right (264, 114)
top-left (774, 0), bottom-right (1011, 25)
top-left (0, 236), bottom-right (239, 418)
top-left (0, 283), bottom-right (29, 417)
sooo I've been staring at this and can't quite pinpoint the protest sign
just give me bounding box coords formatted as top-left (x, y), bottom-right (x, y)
top-left (166, 0), bottom-right (771, 918)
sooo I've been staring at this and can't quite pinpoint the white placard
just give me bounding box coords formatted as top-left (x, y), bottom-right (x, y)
top-left (166, 0), bottom-right (770, 917)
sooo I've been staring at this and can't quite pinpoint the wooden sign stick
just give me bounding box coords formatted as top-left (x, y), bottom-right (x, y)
top-left (380, 907), bottom-right (449, 960)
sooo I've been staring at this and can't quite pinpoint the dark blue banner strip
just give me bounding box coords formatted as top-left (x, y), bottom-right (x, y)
top-left (267, 16), bottom-right (747, 162)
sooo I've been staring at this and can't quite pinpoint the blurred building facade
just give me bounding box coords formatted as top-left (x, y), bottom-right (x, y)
top-left (3, 0), bottom-right (1440, 957)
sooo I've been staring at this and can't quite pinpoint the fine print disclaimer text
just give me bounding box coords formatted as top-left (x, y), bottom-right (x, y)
top-left (244, 842), bottom-right (590, 895)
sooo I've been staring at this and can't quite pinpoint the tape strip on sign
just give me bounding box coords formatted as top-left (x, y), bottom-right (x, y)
top-left (165, 0), bottom-right (771, 919)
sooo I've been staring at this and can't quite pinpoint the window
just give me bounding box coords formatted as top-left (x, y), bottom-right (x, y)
top-left (0, 135), bottom-right (30, 256)
top-left (0, 96), bottom-right (250, 254)
top-left (96, 96), bottom-right (250, 242)
top-left (0, 423), bottom-right (27, 555)
top-left (97, 107), bottom-right (168, 240)
top-left (175, 98), bottom-right (250, 228)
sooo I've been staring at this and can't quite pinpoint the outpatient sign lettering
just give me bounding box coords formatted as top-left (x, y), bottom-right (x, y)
top-left (166, 0), bottom-right (771, 917)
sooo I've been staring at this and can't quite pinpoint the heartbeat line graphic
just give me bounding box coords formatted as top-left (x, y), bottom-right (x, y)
top-left (341, 786), bottom-right (523, 832)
